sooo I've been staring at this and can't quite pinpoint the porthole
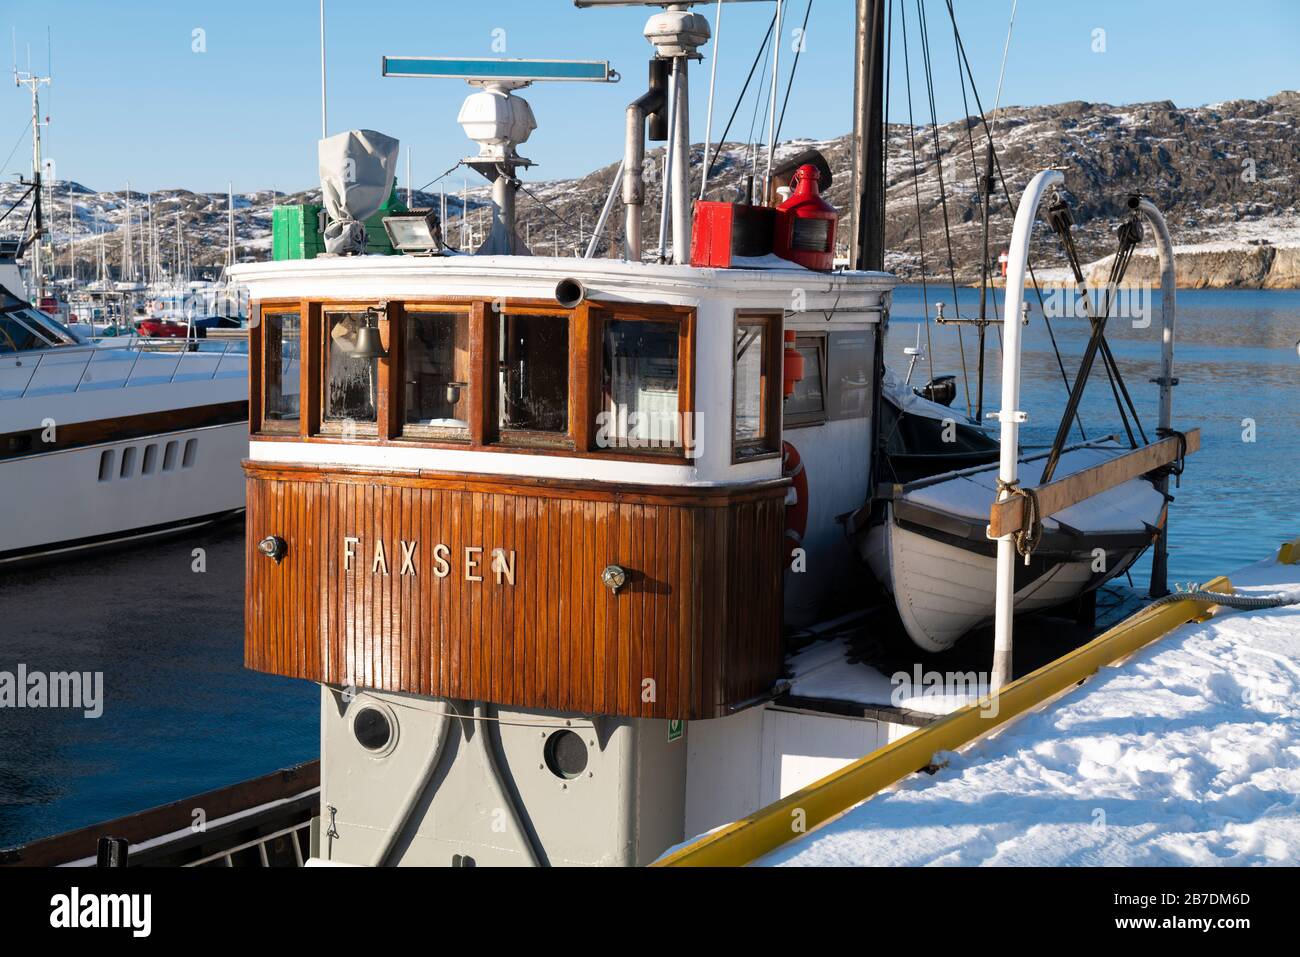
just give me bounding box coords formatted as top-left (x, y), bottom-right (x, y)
top-left (543, 729), bottom-right (588, 780)
top-left (353, 706), bottom-right (394, 753)
top-left (142, 443), bottom-right (159, 475)
top-left (97, 449), bottom-right (115, 482)
top-left (119, 446), bottom-right (138, 478)
top-left (162, 441), bottom-right (179, 471)
top-left (182, 438), bottom-right (198, 468)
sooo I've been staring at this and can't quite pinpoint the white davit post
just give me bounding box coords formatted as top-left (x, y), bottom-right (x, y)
top-left (990, 168), bottom-right (1064, 692)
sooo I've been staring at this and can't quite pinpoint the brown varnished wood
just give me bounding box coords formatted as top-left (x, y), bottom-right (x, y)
top-left (244, 462), bottom-right (786, 720)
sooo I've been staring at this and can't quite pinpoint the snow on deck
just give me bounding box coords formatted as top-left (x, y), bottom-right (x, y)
top-left (761, 556), bottom-right (1300, 866)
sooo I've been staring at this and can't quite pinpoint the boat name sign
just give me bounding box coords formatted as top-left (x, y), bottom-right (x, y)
top-left (342, 536), bottom-right (517, 585)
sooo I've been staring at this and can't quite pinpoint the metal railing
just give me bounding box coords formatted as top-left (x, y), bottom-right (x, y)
top-left (5, 337), bottom-right (248, 400)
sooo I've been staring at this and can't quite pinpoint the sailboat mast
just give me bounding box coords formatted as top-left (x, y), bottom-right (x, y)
top-left (849, 0), bottom-right (886, 272)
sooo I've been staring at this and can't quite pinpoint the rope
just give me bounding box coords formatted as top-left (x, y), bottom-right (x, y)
top-left (701, 10), bottom-right (778, 192)
top-left (898, 0), bottom-right (935, 390)
top-left (1152, 427), bottom-right (1187, 488)
top-left (943, 0), bottom-right (1079, 434)
top-left (772, 0), bottom-right (814, 146)
top-left (915, 0), bottom-right (972, 420)
top-left (996, 477), bottom-right (1042, 562)
top-left (1148, 588), bottom-right (1300, 611)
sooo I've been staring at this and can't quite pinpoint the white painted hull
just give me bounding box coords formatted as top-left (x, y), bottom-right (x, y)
top-left (1, 421), bottom-right (247, 564)
top-left (865, 510), bottom-right (1144, 652)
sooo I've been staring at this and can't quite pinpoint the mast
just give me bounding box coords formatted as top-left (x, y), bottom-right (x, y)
top-left (849, 0), bottom-right (886, 271)
top-left (15, 63), bottom-right (52, 299)
top-left (227, 182), bottom-right (236, 269)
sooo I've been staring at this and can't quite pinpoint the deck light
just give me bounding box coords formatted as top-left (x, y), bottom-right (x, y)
top-left (382, 208), bottom-right (445, 255)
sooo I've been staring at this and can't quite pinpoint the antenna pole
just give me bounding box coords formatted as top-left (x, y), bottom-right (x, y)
top-left (764, 0), bottom-right (783, 202)
top-left (319, 0), bottom-right (328, 139)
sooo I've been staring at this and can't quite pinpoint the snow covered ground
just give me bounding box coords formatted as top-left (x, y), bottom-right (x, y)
top-left (761, 555), bottom-right (1300, 866)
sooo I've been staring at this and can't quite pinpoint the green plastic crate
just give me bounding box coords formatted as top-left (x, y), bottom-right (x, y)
top-left (272, 186), bottom-right (408, 260)
top-left (272, 204), bottom-right (324, 261)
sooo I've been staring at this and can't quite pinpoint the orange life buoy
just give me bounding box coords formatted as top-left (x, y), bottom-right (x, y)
top-left (782, 440), bottom-right (809, 568)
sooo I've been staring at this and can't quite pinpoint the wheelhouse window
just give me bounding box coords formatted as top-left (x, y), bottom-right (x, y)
top-left (783, 333), bottom-right (827, 428)
top-left (323, 309), bottom-right (379, 433)
top-left (261, 310), bottom-right (300, 432)
top-left (403, 309), bottom-right (472, 439)
top-left (733, 312), bottom-right (781, 459)
top-left (598, 319), bottom-right (681, 451)
top-left (498, 312), bottom-right (569, 437)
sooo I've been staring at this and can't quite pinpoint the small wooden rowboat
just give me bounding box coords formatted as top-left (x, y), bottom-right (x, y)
top-left (861, 438), bottom-right (1166, 652)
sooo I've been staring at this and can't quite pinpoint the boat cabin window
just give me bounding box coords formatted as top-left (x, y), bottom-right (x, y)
top-left (498, 311), bottom-right (569, 438)
top-left (0, 310), bottom-right (59, 353)
top-left (322, 309), bottom-right (380, 434)
top-left (261, 309), bottom-right (301, 432)
top-left (599, 318), bottom-right (682, 450)
top-left (733, 312), bottom-right (782, 460)
top-left (254, 298), bottom-right (697, 462)
top-left (783, 333), bottom-right (827, 428)
top-left (403, 309), bottom-right (472, 440)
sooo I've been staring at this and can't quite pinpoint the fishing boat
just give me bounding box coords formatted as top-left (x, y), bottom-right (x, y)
top-left (1, 0), bottom-right (1198, 868)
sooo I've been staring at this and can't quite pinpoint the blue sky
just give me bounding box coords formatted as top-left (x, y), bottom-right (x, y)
top-left (2, 1), bottom-right (1297, 194)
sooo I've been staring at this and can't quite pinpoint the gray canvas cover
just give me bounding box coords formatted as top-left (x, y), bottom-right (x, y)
top-left (318, 129), bottom-right (400, 255)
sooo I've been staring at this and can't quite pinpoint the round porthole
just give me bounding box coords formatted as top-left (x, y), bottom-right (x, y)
top-left (543, 730), bottom-right (589, 780)
top-left (353, 706), bottom-right (393, 752)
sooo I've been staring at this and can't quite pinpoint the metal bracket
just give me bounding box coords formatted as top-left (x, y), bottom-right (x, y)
top-left (985, 410), bottom-right (1028, 423)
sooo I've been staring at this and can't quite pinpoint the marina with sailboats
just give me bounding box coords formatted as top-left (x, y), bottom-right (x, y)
top-left (0, 0), bottom-right (1298, 897)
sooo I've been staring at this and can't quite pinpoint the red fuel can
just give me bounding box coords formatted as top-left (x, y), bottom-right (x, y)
top-left (773, 164), bottom-right (837, 272)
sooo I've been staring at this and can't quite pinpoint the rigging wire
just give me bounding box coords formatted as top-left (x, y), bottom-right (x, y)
top-left (897, 0), bottom-right (934, 391)
top-left (915, 0), bottom-right (972, 419)
top-left (701, 10), bottom-right (779, 193)
top-left (745, 25), bottom-right (775, 190)
top-left (698, 0), bottom-right (725, 200)
top-left (772, 0), bottom-right (814, 146)
top-left (0, 119), bottom-right (33, 180)
top-left (943, 0), bottom-right (1084, 441)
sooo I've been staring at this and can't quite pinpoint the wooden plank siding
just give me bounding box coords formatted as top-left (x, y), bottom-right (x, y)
top-left (244, 461), bottom-right (787, 719)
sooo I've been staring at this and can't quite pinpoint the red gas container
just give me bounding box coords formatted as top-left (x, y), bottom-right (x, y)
top-left (773, 164), bottom-right (837, 272)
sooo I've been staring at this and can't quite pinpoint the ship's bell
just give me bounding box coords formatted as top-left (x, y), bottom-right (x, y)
top-left (351, 322), bottom-right (388, 361)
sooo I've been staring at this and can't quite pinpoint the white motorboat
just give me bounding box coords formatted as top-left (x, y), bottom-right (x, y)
top-left (0, 279), bottom-right (250, 565)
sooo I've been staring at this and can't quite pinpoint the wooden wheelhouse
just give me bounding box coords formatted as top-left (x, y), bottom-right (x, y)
top-left (236, 256), bottom-right (892, 720)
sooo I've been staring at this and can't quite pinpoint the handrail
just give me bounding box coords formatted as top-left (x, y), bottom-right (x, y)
top-left (4, 337), bottom-right (247, 399)
top-left (654, 574), bottom-right (1235, 867)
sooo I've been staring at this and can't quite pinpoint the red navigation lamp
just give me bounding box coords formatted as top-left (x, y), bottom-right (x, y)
top-left (773, 164), bottom-right (837, 272)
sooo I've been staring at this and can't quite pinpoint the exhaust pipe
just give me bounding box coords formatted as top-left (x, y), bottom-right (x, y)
top-left (623, 59), bottom-right (669, 263)
top-left (555, 277), bottom-right (586, 309)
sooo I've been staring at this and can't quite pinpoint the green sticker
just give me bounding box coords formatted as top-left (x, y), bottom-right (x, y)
top-left (667, 718), bottom-right (684, 742)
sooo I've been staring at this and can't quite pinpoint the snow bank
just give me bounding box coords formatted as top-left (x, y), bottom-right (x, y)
top-left (761, 556), bottom-right (1300, 866)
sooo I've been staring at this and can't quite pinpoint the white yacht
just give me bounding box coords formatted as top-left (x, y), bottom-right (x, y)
top-left (0, 270), bottom-right (250, 565)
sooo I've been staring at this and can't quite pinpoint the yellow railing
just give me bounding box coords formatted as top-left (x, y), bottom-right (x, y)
top-left (655, 574), bottom-right (1237, 867)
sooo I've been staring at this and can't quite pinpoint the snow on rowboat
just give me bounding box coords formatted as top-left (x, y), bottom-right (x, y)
top-left (862, 441), bottom-right (1167, 652)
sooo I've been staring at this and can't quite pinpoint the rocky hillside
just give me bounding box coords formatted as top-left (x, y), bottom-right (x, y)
top-left (3, 91), bottom-right (1297, 286)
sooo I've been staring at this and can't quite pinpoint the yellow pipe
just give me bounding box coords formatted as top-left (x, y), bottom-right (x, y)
top-left (655, 575), bottom-right (1234, 867)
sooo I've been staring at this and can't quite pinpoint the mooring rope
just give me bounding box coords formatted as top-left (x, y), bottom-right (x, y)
top-left (996, 476), bottom-right (1042, 561)
top-left (1148, 588), bottom-right (1300, 611)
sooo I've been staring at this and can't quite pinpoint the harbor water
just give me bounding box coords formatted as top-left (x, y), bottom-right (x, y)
top-left (1, 286), bottom-right (1296, 847)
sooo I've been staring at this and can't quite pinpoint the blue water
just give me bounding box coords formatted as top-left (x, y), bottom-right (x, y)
top-left (888, 285), bottom-right (1300, 585)
top-left (0, 288), bottom-right (1295, 847)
